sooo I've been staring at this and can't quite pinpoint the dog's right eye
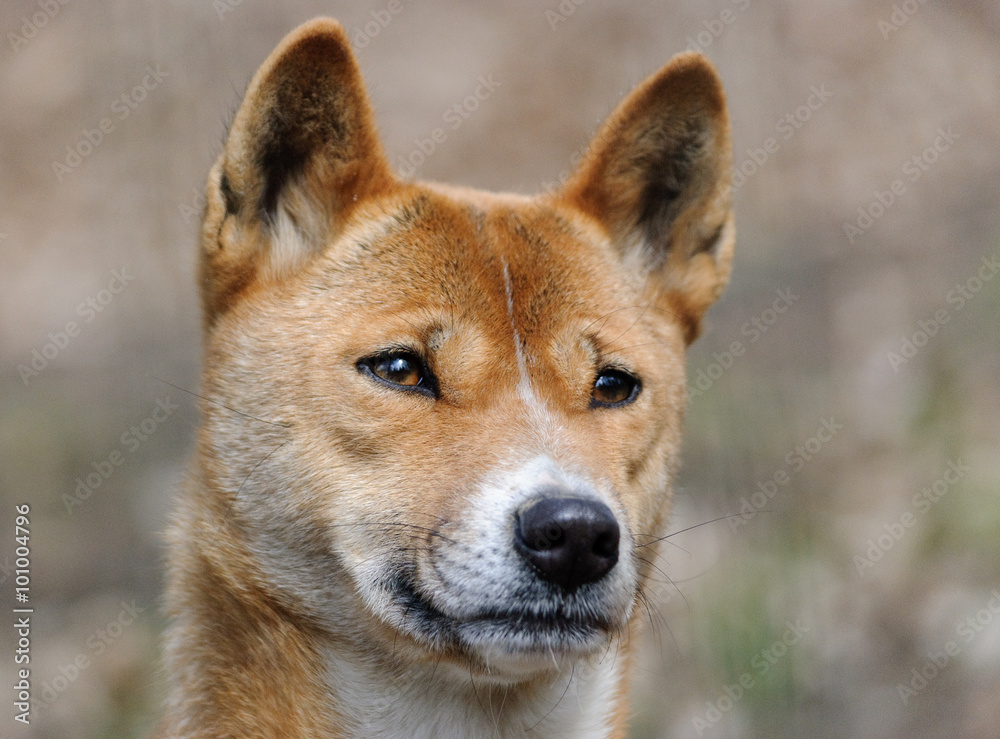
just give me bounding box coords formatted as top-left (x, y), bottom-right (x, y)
top-left (358, 351), bottom-right (437, 397)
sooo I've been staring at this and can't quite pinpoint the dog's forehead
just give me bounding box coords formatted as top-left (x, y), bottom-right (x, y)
top-left (322, 190), bottom-right (629, 324)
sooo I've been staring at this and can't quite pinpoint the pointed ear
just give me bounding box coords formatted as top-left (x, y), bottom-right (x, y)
top-left (560, 52), bottom-right (734, 343)
top-left (200, 18), bottom-right (396, 323)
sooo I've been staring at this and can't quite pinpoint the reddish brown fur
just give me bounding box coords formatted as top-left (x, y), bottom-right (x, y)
top-left (159, 17), bottom-right (733, 738)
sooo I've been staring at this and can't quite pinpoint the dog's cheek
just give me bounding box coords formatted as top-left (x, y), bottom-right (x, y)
top-left (602, 383), bottom-right (685, 539)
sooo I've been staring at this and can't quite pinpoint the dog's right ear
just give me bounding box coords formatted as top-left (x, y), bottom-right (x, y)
top-left (200, 18), bottom-right (396, 324)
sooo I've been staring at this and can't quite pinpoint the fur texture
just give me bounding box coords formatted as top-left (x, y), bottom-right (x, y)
top-left (158, 17), bottom-right (733, 738)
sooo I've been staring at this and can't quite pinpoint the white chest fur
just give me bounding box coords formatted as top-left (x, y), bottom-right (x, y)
top-left (324, 646), bottom-right (623, 739)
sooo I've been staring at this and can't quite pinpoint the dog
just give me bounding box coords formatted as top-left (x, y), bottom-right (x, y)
top-left (157, 17), bottom-right (733, 738)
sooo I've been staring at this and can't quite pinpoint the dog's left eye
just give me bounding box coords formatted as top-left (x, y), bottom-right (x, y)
top-left (591, 368), bottom-right (641, 408)
top-left (358, 351), bottom-right (436, 397)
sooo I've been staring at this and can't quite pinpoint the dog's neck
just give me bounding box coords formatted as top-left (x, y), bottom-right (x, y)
top-left (321, 638), bottom-right (629, 739)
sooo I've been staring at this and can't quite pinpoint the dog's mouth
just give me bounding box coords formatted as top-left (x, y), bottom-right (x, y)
top-left (385, 572), bottom-right (618, 659)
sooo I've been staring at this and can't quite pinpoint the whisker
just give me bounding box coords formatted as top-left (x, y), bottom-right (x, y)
top-left (636, 555), bottom-right (683, 596)
top-left (605, 340), bottom-right (673, 353)
top-left (469, 663), bottom-right (490, 724)
top-left (323, 520), bottom-right (458, 545)
top-left (636, 556), bottom-right (690, 616)
top-left (526, 661), bottom-right (575, 732)
top-left (634, 530), bottom-right (693, 557)
top-left (147, 373), bottom-right (292, 428)
top-left (635, 588), bottom-right (663, 651)
top-left (636, 512), bottom-right (760, 548)
top-left (235, 442), bottom-right (289, 496)
top-left (641, 585), bottom-right (681, 655)
top-left (494, 684), bottom-right (510, 731)
top-left (602, 302), bottom-right (651, 350)
top-left (581, 303), bottom-right (649, 337)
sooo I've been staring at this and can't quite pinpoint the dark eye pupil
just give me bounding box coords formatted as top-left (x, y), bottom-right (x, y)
top-left (592, 370), bottom-right (637, 406)
top-left (375, 354), bottom-right (422, 386)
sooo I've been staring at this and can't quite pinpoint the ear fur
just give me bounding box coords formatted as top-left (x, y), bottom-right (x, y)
top-left (560, 52), bottom-right (734, 343)
top-left (200, 18), bottom-right (396, 324)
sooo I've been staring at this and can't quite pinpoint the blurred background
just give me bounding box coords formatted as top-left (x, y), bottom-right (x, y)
top-left (1, 1), bottom-right (998, 737)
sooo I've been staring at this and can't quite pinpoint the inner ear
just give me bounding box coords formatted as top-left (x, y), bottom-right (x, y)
top-left (633, 117), bottom-right (718, 260)
top-left (242, 40), bottom-right (354, 223)
top-left (558, 51), bottom-right (734, 339)
top-left (222, 20), bottom-right (394, 228)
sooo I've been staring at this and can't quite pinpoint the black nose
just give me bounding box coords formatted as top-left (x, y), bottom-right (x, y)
top-left (514, 497), bottom-right (620, 592)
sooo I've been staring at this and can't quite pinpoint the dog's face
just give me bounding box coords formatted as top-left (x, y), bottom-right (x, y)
top-left (193, 19), bottom-right (732, 682)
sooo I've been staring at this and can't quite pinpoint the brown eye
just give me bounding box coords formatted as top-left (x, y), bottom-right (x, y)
top-left (591, 368), bottom-right (640, 408)
top-left (359, 351), bottom-right (437, 397)
top-left (375, 354), bottom-right (422, 386)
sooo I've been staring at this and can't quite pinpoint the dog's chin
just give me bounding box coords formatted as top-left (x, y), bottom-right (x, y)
top-left (385, 575), bottom-right (625, 679)
top-left (454, 614), bottom-right (615, 679)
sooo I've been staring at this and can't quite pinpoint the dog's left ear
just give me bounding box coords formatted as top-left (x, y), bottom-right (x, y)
top-left (560, 53), bottom-right (734, 343)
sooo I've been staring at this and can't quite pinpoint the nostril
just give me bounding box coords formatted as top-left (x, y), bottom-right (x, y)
top-left (514, 497), bottom-right (620, 592)
top-left (593, 531), bottom-right (617, 558)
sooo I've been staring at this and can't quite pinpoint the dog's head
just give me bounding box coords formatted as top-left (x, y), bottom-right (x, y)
top-left (192, 18), bottom-right (732, 681)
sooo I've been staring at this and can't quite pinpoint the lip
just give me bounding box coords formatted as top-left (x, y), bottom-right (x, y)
top-left (386, 573), bottom-right (614, 654)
